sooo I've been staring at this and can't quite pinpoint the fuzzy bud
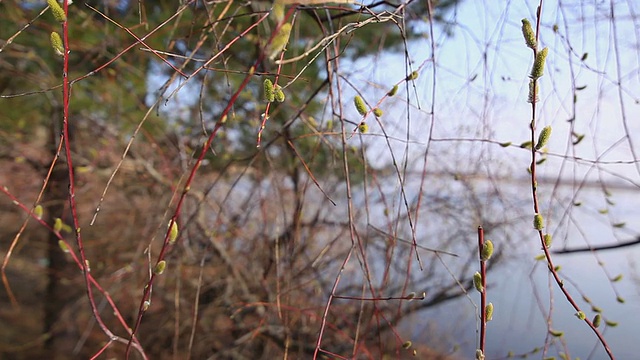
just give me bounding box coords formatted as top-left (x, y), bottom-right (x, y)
top-left (268, 22), bottom-right (292, 60)
top-left (387, 84), bottom-right (398, 97)
top-left (528, 79), bottom-right (539, 103)
top-left (263, 78), bottom-right (275, 103)
top-left (533, 213), bottom-right (544, 230)
top-left (535, 126), bottom-right (552, 150)
top-left (521, 19), bottom-right (537, 49)
top-left (34, 205), bottom-right (44, 220)
top-left (50, 32), bottom-right (64, 56)
top-left (53, 218), bottom-right (63, 233)
top-left (406, 71), bottom-right (419, 81)
top-left (593, 314), bottom-right (601, 328)
top-left (530, 47), bottom-right (549, 79)
top-left (274, 84), bottom-right (285, 103)
top-left (154, 260), bottom-right (166, 275)
top-left (354, 95), bottom-right (367, 116)
top-left (549, 329), bottom-right (564, 337)
top-left (47, 0), bottom-right (67, 22)
top-left (473, 271), bottom-right (483, 293)
top-left (544, 234), bottom-right (552, 248)
top-left (168, 220), bottom-right (179, 244)
top-left (358, 122), bottom-right (368, 134)
top-left (481, 240), bottom-right (494, 261)
top-left (485, 302), bottom-right (494, 321)
top-left (58, 240), bottom-right (70, 253)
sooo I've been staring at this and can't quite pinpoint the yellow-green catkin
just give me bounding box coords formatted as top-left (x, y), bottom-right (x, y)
top-left (520, 141), bottom-right (532, 149)
top-left (271, 0), bottom-right (285, 23)
top-left (528, 79), bottom-right (539, 103)
top-left (481, 240), bottom-right (494, 261)
top-left (535, 126), bottom-right (552, 150)
top-left (274, 84), bottom-right (285, 103)
top-left (533, 213), bottom-right (544, 230)
top-left (521, 19), bottom-right (536, 49)
top-left (53, 218), bottom-right (63, 233)
top-left (372, 108), bottom-right (383, 117)
top-left (50, 32), bottom-right (64, 56)
top-left (544, 234), bottom-right (552, 248)
top-left (354, 95), bottom-right (367, 116)
top-left (358, 122), bottom-right (368, 133)
top-left (485, 302), bottom-right (494, 321)
top-left (406, 71), bottom-right (419, 81)
top-left (58, 240), bottom-right (70, 253)
top-left (34, 205), bottom-right (44, 220)
top-left (605, 319), bottom-right (618, 327)
top-left (387, 84), bottom-right (398, 96)
top-left (263, 78), bottom-right (275, 103)
top-left (575, 311), bottom-right (586, 320)
top-left (530, 47), bottom-right (549, 79)
top-left (47, 0), bottom-right (67, 23)
top-left (402, 341), bottom-right (412, 349)
top-left (154, 260), bottom-right (166, 275)
top-left (473, 271), bottom-right (483, 293)
top-left (269, 22), bottom-right (292, 60)
top-left (549, 329), bottom-right (564, 337)
top-left (169, 220), bottom-right (179, 244)
top-left (593, 314), bottom-right (601, 328)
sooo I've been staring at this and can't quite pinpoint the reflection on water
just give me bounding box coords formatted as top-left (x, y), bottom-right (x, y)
top-left (413, 186), bottom-right (640, 359)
